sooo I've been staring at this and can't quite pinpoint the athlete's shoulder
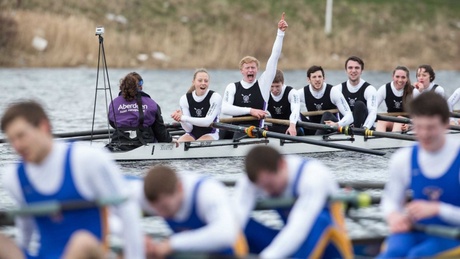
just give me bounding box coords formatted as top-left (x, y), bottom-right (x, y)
top-left (210, 91), bottom-right (223, 101)
top-left (69, 141), bottom-right (114, 165)
top-left (389, 146), bottom-right (414, 166)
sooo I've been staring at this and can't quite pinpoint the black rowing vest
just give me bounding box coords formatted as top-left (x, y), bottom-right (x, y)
top-left (268, 86), bottom-right (293, 120)
top-left (341, 81), bottom-right (370, 111)
top-left (233, 81), bottom-right (265, 126)
top-left (384, 83), bottom-right (404, 112)
top-left (186, 90), bottom-right (216, 139)
top-left (304, 84), bottom-right (336, 123)
top-left (431, 84), bottom-right (439, 92)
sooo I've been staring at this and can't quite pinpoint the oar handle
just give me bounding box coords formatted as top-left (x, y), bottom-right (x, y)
top-left (412, 224), bottom-right (460, 240)
top-left (7, 196), bottom-right (127, 217)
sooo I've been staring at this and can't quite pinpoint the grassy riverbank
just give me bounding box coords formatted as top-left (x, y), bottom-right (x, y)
top-left (1, 0), bottom-right (460, 70)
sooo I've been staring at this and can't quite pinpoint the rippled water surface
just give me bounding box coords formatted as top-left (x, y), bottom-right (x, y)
top-left (1, 68), bottom-right (460, 239)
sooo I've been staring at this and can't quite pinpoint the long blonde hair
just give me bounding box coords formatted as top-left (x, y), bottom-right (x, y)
top-left (187, 68), bottom-right (210, 94)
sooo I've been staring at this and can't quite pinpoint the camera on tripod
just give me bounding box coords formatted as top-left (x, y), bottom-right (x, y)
top-left (95, 26), bottom-right (105, 36)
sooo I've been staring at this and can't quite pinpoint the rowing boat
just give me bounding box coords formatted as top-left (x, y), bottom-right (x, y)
top-left (107, 132), bottom-right (460, 161)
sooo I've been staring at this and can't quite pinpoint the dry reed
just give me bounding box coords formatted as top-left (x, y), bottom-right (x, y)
top-left (1, 1), bottom-right (459, 70)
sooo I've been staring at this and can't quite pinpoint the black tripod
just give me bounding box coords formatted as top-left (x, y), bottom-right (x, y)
top-left (90, 27), bottom-right (117, 144)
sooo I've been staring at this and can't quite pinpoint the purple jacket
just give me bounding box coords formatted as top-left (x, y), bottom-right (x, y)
top-left (108, 95), bottom-right (158, 128)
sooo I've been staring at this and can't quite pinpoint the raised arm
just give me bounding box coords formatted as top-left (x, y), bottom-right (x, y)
top-left (181, 93), bottom-right (222, 127)
top-left (363, 85), bottom-right (378, 129)
top-left (330, 87), bottom-right (353, 127)
top-left (258, 13), bottom-right (288, 102)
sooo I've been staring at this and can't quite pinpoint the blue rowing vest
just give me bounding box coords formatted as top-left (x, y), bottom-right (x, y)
top-left (17, 143), bottom-right (103, 258)
top-left (275, 160), bottom-right (330, 222)
top-left (165, 178), bottom-right (234, 255)
top-left (410, 145), bottom-right (460, 226)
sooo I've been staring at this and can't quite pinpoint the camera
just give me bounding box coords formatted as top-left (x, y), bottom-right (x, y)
top-left (95, 26), bottom-right (105, 36)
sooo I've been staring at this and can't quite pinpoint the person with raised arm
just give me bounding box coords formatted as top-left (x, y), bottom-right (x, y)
top-left (0, 100), bottom-right (143, 259)
top-left (334, 56), bottom-right (377, 129)
top-left (298, 65), bottom-right (353, 135)
top-left (171, 68), bottom-right (222, 141)
top-left (220, 13), bottom-right (288, 139)
top-left (379, 92), bottom-right (460, 258)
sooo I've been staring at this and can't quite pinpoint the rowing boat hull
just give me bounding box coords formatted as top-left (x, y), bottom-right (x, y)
top-left (108, 133), bottom-right (460, 161)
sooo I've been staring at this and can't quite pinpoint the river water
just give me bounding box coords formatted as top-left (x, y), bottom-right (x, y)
top-left (0, 68), bottom-right (459, 239)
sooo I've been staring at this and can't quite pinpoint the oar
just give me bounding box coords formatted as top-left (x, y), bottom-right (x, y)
top-left (377, 115), bottom-right (460, 131)
top-left (219, 109), bottom-right (340, 124)
top-left (412, 224), bottom-right (460, 240)
top-left (266, 118), bottom-right (417, 141)
top-left (211, 122), bottom-right (386, 156)
top-left (301, 109), bottom-right (338, 117)
top-left (0, 196), bottom-right (127, 226)
top-left (254, 191), bottom-right (380, 210)
top-left (221, 179), bottom-right (385, 190)
top-left (450, 112), bottom-right (460, 119)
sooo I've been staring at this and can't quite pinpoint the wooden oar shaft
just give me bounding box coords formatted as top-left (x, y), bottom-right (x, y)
top-left (301, 109), bottom-right (339, 116)
top-left (376, 115), bottom-right (411, 124)
top-left (211, 122), bottom-right (386, 156)
top-left (219, 116), bottom-right (256, 123)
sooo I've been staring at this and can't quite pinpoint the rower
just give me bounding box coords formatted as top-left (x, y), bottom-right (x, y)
top-left (267, 69), bottom-right (301, 136)
top-left (220, 13), bottom-right (288, 139)
top-left (298, 65), bottom-right (353, 135)
top-left (413, 64), bottom-right (445, 98)
top-left (379, 92), bottom-right (460, 258)
top-left (375, 66), bottom-right (414, 132)
top-left (448, 88), bottom-right (460, 125)
top-left (107, 72), bottom-right (174, 151)
top-left (0, 101), bottom-right (143, 258)
top-left (334, 56), bottom-right (377, 129)
top-left (135, 165), bottom-right (247, 258)
top-left (171, 68), bottom-right (222, 141)
top-left (233, 146), bottom-right (353, 258)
